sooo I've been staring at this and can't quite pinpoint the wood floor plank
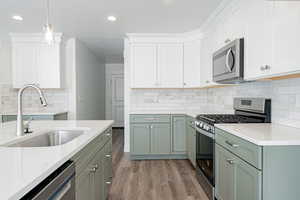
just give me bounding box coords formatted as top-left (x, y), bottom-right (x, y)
top-left (108, 129), bottom-right (209, 200)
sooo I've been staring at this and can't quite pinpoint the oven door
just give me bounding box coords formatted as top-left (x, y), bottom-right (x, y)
top-left (196, 127), bottom-right (215, 186)
top-left (213, 38), bottom-right (244, 83)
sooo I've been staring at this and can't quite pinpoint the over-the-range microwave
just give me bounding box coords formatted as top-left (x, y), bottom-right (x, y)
top-left (213, 38), bottom-right (244, 84)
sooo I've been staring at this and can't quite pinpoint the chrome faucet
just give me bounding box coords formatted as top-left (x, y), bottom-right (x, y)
top-left (17, 84), bottom-right (48, 136)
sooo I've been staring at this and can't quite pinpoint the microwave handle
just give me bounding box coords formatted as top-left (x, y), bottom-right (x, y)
top-left (225, 48), bottom-right (233, 72)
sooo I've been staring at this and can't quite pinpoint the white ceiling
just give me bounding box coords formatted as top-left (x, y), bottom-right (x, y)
top-left (0, 0), bottom-right (222, 61)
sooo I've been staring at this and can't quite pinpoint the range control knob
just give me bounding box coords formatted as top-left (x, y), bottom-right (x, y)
top-left (204, 125), bottom-right (211, 132)
top-left (200, 123), bottom-right (204, 128)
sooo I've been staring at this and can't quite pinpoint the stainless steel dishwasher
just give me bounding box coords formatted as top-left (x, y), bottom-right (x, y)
top-left (21, 161), bottom-right (75, 200)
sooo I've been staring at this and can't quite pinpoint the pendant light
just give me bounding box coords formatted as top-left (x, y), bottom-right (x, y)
top-left (44, 0), bottom-right (54, 45)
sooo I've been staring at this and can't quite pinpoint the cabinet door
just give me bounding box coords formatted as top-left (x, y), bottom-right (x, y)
top-left (76, 161), bottom-right (94, 200)
top-left (131, 44), bottom-right (157, 88)
top-left (130, 124), bottom-right (151, 155)
top-left (103, 141), bottom-right (113, 200)
top-left (172, 116), bottom-right (186, 153)
top-left (151, 123), bottom-right (171, 154)
top-left (244, 0), bottom-right (273, 80)
top-left (190, 126), bottom-right (196, 167)
top-left (186, 119), bottom-right (191, 159)
top-left (36, 43), bottom-right (61, 88)
top-left (271, 1), bottom-right (300, 75)
top-left (200, 30), bottom-right (216, 87)
top-left (215, 144), bottom-right (262, 200)
top-left (12, 43), bottom-right (38, 88)
top-left (183, 41), bottom-right (201, 88)
top-left (93, 152), bottom-right (104, 200)
top-left (235, 156), bottom-right (262, 200)
top-left (215, 144), bottom-right (235, 200)
top-left (157, 44), bottom-right (184, 88)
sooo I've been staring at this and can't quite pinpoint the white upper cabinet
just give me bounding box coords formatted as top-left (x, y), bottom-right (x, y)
top-left (11, 33), bottom-right (63, 88)
top-left (36, 43), bottom-right (62, 88)
top-left (244, 0), bottom-right (300, 80)
top-left (244, 0), bottom-right (273, 80)
top-left (12, 43), bottom-right (38, 87)
top-left (129, 39), bottom-right (185, 89)
top-left (157, 44), bottom-right (184, 88)
top-left (271, 1), bottom-right (300, 75)
top-left (200, 33), bottom-right (214, 87)
top-left (183, 40), bottom-right (201, 88)
top-left (131, 44), bottom-right (157, 88)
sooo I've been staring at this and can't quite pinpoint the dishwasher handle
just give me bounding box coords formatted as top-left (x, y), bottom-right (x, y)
top-left (52, 181), bottom-right (72, 200)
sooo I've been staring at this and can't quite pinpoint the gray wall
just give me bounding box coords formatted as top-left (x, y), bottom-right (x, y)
top-left (75, 40), bottom-right (106, 120)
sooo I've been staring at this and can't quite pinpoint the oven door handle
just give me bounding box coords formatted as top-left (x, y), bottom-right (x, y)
top-left (196, 127), bottom-right (215, 139)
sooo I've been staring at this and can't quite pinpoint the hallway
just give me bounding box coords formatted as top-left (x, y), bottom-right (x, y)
top-left (108, 129), bottom-right (209, 200)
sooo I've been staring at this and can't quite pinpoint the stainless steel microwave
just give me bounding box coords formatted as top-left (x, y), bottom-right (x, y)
top-left (213, 38), bottom-right (244, 84)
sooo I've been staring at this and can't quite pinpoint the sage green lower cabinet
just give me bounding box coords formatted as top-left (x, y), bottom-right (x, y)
top-left (73, 127), bottom-right (112, 200)
top-left (1, 112), bottom-right (68, 123)
top-left (172, 115), bottom-right (186, 153)
top-left (216, 127), bottom-right (300, 200)
top-left (130, 114), bottom-right (188, 159)
top-left (186, 116), bottom-right (196, 167)
top-left (130, 124), bottom-right (151, 155)
top-left (102, 139), bottom-right (113, 200)
top-left (215, 144), bottom-right (262, 200)
top-left (151, 123), bottom-right (171, 154)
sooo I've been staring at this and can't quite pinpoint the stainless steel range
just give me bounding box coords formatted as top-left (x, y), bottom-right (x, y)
top-left (195, 98), bottom-right (271, 200)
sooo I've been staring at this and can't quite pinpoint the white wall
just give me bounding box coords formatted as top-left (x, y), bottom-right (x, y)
top-left (75, 39), bottom-right (106, 120)
top-left (65, 38), bottom-right (77, 120)
top-left (124, 39), bottom-right (131, 152)
top-left (0, 40), bottom-right (12, 84)
top-left (105, 63), bottom-right (124, 121)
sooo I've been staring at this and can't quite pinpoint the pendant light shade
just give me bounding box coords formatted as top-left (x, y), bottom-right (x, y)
top-left (44, 0), bottom-right (54, 44)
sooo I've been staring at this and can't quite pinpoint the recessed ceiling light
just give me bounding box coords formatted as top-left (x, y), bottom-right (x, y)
top-left (12, 15), bottom-right (23, 21)
top-left (107, 15), bottom-right (117, 22)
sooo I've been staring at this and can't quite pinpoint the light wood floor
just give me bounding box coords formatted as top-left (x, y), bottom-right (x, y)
top-left (108, 128), bottom-right (209, 200)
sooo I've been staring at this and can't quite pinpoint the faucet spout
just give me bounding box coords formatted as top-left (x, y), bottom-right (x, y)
top-left (17, 84), bottom-right (48, 136)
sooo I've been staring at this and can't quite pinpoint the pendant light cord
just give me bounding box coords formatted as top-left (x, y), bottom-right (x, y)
top-left (46, 0), bottom-right (50, 25)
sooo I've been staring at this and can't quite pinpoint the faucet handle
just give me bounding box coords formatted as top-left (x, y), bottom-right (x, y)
top-left (24, 117), bottom-right (33, 134)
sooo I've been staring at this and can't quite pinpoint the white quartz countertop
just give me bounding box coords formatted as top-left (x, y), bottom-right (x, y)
top-left (0, 120), bottom-right (114, 200)
top-left (0, 111), bottom-right (68, 116)
top-left (215, 123), bottom-right (300, 146)
top-left (129, 111), bottom-right (201, 118)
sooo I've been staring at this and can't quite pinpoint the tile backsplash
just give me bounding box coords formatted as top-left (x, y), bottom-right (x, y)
top-left (0, 84), bottom-right (69, 114)
top-left (130, 78), bottom-right (300, 128)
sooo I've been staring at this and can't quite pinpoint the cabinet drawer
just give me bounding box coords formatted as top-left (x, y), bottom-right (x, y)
top-left (216, 128), bottom-right (262, 169)
top-left (72, 128), bottom-right (111, 176)
top-left (130, 114), bottom-right (171, 123)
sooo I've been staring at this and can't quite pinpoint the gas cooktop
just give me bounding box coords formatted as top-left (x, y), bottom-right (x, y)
top-left (196, 114), bottom-right (265, 125)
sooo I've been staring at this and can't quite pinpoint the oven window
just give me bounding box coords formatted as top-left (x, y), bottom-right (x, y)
top-left (196, 131), bottom-right (214, 185)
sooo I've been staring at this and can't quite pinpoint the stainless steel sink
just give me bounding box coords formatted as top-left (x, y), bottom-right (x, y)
top-left (7, 130), bottom-right (84, 147)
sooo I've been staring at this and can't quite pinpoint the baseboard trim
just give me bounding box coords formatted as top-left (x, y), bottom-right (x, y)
top-left (130, 154), bottom-right (188, 160)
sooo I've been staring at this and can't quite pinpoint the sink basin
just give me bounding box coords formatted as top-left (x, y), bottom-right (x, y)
top-left (7, 130), bottom-right (84, 147)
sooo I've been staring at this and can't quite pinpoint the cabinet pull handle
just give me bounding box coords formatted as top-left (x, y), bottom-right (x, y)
top-left (145, 118), bottom-right (156, 120)
top-left (226, 159), bottom-right (235, 165)
top-left (105, 154), bottom-right (112, 158)
top-left (89, 167), bottom-right (97, 173)
top-left (106, 133), bottom-right (111, 136)
top-left (225, 141), bottom-right (239, 148)
top-left (260, 65), bottom-right (271, 71)
top-left (106, 181), bottom-right (112, 185)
